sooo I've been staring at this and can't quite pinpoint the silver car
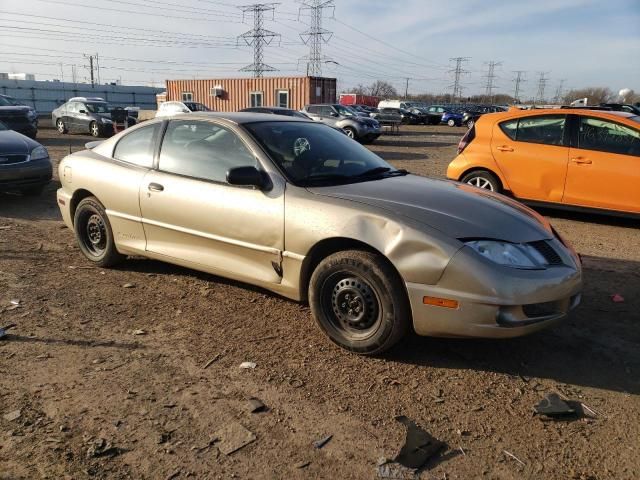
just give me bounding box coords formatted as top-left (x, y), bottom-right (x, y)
top-left (57, 113), bottom-right (582, 355)
top-left (301, 104), bottom-right (381, 143)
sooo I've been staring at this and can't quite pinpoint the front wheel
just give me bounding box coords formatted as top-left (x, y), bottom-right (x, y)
top-left (309, 250), bottom-right (410, 355)
top-left (466, 119), bottom-right (475, 129)
top-left (73, 196), bottom-right (124, 267)
top-left (89, 121), bottom-right (100, 137)
top-left (343, 127), bottom-right (356, 140)
top-left (447, 119), bottom-right (457, 127)
top-left (461, 170), bottom-right (501, 193)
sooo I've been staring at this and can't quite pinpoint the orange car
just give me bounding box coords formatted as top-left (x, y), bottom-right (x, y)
top-left (447, 108), bottom-right (640, 216)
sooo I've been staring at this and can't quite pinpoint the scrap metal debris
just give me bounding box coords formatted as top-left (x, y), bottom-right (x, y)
top-left (212, 422), bottom-right (256, 455)
top-left (0, 323), bottom-right (16, 339)
top-left (3, 409), bottom-right (21, 422)
top-left (202, 354), bottom-right (222, 369)
top-left (393, 416), bottom-right (445, 470)
top-left (534, 393), bottom-right (575, 417)
top-left (503, 449), bottom-right (526, 467)
top-left (312, 435), bottom-right (333, 449)
top-left (247, 398), bottom-right (266, 413)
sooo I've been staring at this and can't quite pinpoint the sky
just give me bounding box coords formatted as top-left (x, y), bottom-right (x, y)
top-left (0, 0), bottom-right (638, 99)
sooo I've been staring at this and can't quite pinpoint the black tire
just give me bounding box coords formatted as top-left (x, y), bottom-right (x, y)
top-left (56, 118), bottom-right (68, 134)
top-left (343, 127), bottom-right (357, 140)
top-left (73, 196), bottom-right (124, 267)
top-left (20, 185), bottom-right (46, 196)
top-left (90, 121), bottom-right (100, 137)
top-left (309, 250), bottom-right (410, 355)
top-left (466, 119), bottom-right (475, 129)
top-left (461, 170), bottom-right (501, 193)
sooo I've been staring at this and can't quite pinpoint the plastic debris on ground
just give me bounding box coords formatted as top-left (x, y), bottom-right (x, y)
top-left (239, 362), bottom-right (257, 369)
top-left (212, 422), bottom-right (256, 455)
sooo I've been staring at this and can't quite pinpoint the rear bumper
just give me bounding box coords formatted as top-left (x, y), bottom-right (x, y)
top-left (0, 158), bottom-right (52, 190)
top-left (407, 244), bottom-right (582, 338)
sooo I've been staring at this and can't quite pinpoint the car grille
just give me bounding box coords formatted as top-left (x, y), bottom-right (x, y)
top-left (529, 240), bottom-right (563, 265)
top-left (522, 301), bottom-right (560, 318)
top-left (0, 154), bottom-right (28, 165)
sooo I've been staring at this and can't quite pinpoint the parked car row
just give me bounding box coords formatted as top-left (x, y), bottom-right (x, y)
top-left (52, 97), bottom-right (137, 138)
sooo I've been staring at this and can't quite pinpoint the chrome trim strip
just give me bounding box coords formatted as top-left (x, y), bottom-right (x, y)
top-left (283, 251), bottom-right (305, 262)
top-left (106, 209), bottom-right (280, 256)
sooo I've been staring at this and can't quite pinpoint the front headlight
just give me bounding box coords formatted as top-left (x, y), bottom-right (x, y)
top-left (30, 145), bottom-right (49, 161)
top-left (465, 240), bottom-right (548, 269)
top-left (27, 110), bottom-right (37, 119)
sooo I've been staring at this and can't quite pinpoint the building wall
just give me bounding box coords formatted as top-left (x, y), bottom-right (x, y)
top-left (0, 79), bottom-right (164, 114)
top-left (165, 76), bottom-right (336, 111)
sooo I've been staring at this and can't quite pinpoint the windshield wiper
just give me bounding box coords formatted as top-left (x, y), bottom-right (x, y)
top-left (356, 167), bottom-right (409, 178)
top-left (300, 173), bottom-right (351, 186)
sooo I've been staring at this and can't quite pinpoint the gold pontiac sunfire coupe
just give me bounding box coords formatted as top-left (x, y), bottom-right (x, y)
top-left (57, 113), bottom-right (582, 354)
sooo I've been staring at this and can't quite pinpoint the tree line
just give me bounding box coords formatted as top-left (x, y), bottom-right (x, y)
top-left (347, 81), bottom-right (640, 106)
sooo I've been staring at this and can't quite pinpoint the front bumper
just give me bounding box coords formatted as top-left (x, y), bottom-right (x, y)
top-left (0, 158), bottom-right (52, 190)
top-left (407, 243), bottom-right (582, 338)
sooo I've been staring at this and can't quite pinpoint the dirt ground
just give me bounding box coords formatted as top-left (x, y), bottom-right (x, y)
top-left (1, 125), bottom-right (639, 480)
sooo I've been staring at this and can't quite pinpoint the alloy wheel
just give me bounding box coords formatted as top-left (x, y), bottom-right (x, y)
top-left (466, 176), bottom-right (495, 191)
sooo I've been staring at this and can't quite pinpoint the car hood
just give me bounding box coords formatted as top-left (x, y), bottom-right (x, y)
top-left (309, 175), bottom-right (554, 243)
top-left (0, 106), bottom-right (32, 115)
top-left (0, 129), bottom-right (38, 154)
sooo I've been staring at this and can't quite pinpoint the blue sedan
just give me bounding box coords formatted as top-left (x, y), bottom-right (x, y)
top-left (442, 110), bottom-right (464, 127)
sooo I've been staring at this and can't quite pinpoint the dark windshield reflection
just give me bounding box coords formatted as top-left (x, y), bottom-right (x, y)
top-left (245, 121), bottom-right (405, 186)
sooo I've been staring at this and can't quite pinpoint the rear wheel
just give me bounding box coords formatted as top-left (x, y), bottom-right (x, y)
top-left (309, 250), bottom-right (410, 355)
top-left (461, 170), bottom-right (501, 193)
top-left (56, 119), bottom-right (68, 134)
top-left (73, 196), bottom-right (124, 267)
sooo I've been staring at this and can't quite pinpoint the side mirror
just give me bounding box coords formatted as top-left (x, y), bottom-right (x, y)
top-left (79, 109), bottom-right (87, 114)
top-left (227, 166), bottom-right (268, 189)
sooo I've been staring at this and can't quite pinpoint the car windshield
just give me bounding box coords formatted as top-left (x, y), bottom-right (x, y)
top-left (333, 105), bottom-right (356, 117)
top-left (185, 102), bottom-right (211, 112)
top-left (0, 96), bottom-right (20, 106)
top-left (85, 102), bottom-right (109, 113)
top-left (244, 121), bottom-right (406, 187)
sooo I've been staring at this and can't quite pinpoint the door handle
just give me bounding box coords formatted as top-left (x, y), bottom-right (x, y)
top-left (571, 157), bottom-right (592, 165)
top-left (148, 182), bottom-right (164, 192)
top-left (496, 145), bottom-right (514, 152)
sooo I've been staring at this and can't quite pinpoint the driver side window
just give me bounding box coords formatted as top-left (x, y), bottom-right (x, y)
top-left (159, 120), bottom-right (256, 183)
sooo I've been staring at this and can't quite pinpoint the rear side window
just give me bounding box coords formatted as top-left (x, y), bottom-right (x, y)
top-left (113, 123), bottom-right (160, 168)
top-left (578, 117), bottom-right (640, 156)
top-left (499, 119), bottom-right (518, 140)
top-left (307, 105), bottom-right (320, 114)
top-left (499, 115), bottom-right (566, 146)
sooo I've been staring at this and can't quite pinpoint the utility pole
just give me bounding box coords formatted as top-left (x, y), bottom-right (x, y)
top-left (449, 57), bottom-right (470, 102)
top-left (535, 72), bottom-right (550, 105)
top-left (84, 54), bottom-right (95, 87)
top-left (483, 61), bottom-right (502, 104)
top-left (298, 0), bottom-right (335, 77)
top-left (238, 3), bottom-right (281, 78)
top-left (553, 79), bottom-right (566, 104)
top-left (512, 70), bottom-right (526, 103)
top-left (95, 53), bottom-right (101, 85)
top-left (71, 64), bottom-right (77, 84)
top-left (405, 77), bottom-right (410, 99)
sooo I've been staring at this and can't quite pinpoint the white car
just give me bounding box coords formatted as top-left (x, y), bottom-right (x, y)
top-left (156, 101), bottom-right (212, 118)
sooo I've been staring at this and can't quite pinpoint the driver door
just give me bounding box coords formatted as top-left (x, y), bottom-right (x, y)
top-left (139, 119), bottom-right (285, 285)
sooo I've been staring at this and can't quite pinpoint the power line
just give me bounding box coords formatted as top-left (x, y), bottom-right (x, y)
top-left (483, 60), bottom-right (502, 103)
top-left (512, 70), bottom-right (526, 102)
top-left (553, 79), bottom-right (566, 104)
top-left (449, 57), bottom-right (470, 101)
top-left (237, 3), bottom-right (281, 77)
top-left (298, 0), bottom-right (335, 76)
top-left (535, 71), bottom-right (551, 104)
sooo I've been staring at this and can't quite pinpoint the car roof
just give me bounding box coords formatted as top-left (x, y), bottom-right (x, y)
top-left (157, 112), bottom-right (312, 124)
top-left (490, 108), bottom-right (636, 122)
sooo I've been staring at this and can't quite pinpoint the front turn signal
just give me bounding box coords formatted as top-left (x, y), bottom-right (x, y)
top-left (423, 296), bottom-right (459, 309)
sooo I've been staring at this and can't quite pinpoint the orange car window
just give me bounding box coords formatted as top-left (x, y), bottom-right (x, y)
top-left (499, 115), bottom-right (566, 146)
top-left (578, 117), bottom-right (640, 156)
